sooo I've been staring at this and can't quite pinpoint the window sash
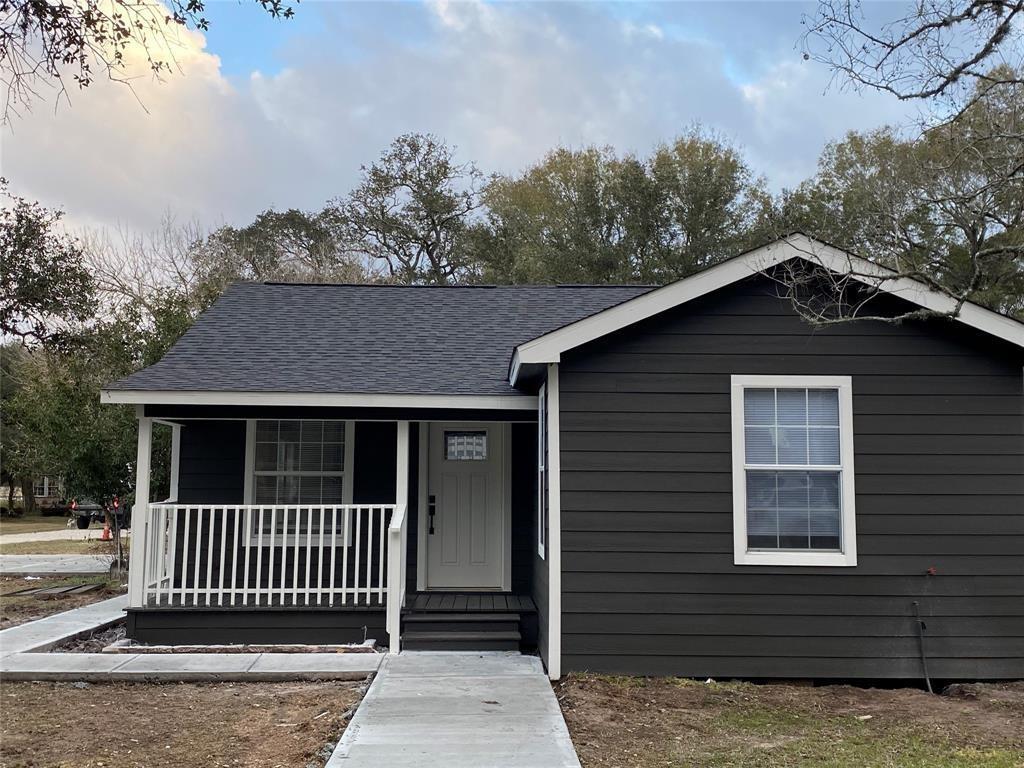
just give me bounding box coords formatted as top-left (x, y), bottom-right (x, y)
top-left (730, 376), bottom-right (857, 568)
top-left (249, 420), bottom-right (352, 539)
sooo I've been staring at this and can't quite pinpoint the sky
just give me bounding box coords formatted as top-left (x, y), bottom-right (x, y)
top-left (1, 0), bottom-right (915, 236)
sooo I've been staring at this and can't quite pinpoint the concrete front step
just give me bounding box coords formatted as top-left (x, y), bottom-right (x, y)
top-left (401, 630), bottom-right (522, 652)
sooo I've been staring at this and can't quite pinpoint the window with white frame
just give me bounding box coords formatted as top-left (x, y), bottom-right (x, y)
top-left (250, 420), bottom-right (352, 538)
top-left (537, 382), bottom-right (547, 559)
top-left (730, 376), bottom-right (857, 567)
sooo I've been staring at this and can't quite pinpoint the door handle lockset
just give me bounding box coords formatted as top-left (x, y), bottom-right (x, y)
top-left (428, 494), bottom-right (436, 534)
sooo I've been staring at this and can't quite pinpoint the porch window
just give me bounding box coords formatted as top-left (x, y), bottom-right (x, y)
top-left (250, 420), bottom-right (353, 538)
top-left (730, 376), bottom-right (857, 567)
top-left (445, 430), bottom-right (488, 461)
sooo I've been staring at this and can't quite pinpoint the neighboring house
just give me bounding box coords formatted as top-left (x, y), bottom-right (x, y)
top-left (101, 234), bottom-right (1024, 682)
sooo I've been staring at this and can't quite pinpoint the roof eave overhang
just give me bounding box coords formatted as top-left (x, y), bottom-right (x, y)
top-left (508, 234), bottom-right (1024, 385)
top-left (100, 389), bottom-right (537, 411)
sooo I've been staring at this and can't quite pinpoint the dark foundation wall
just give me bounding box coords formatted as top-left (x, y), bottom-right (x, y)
top-left (127, 608), bottom-right (387, 646)
top-left (558, 274), bottom-right (1024, 680)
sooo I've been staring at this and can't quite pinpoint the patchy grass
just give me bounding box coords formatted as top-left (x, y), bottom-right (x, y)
top-left (0, 576), bottom-right (124, 628)
top-left (558, 674), bottom-right (1024, 768)
top-left (0, 538), bottom-right (126, 555)
top-left (0, 515), bottom-right (71, 534)
top-left (0, 680), bottom-right (365, 768)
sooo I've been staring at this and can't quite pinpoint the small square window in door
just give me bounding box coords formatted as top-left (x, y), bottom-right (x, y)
top-left (445, 431), bottom-right (488, 460)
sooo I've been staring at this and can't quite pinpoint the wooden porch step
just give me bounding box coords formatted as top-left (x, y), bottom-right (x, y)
top-left (401, 630), bottom-right (522, 652)
top-left (403, 613), bottom-right (520, 633)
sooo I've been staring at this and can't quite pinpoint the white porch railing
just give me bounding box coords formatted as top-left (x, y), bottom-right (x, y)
top-left (130, 503), bottom-right (406, 611)
top-left (385, 502), bottom-right (408, 653)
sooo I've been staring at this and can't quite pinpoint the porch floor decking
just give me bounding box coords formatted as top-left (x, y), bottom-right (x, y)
top-left (404, 593), bottom-right (536, 614)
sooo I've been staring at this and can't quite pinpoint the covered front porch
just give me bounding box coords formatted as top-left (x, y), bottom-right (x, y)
top-left (126, 409), bottom-right (542, 653)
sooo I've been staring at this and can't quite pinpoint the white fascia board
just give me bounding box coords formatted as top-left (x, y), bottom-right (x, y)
top-left (100, 389), bottom-right (537, 410)
top-left (511, 234), bottom-right (1024, 380)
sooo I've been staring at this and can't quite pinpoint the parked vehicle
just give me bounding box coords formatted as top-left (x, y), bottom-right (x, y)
top-left (68, 497), bottom-right (131, 530)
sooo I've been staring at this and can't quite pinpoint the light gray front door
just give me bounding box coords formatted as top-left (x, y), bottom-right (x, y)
top-left (426, 423), bottom-right (507, 590)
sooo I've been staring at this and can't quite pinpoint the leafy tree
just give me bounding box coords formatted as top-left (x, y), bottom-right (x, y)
top-left (775, 75), bottom-right (1024, 319)
top-left (196, 208), bottom-right (373, 296)
top-left (0, 182), bottom-right (95, 345)
top-left (333, 133), bottom-right (484, 283)
top-left (0, 344), bottom-right (47, 512)
top-left (791, 1), bottom-right (1024, 322)
top-left (475, 130), bottom-right (770, 284)
top-left (0, 0), bottom-right (294, 121)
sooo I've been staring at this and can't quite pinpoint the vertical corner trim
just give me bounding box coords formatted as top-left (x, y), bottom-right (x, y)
top-left (546, 362), bottom-right (562, 680)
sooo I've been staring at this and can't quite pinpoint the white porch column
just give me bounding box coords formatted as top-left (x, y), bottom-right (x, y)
top-left (127, 415), bottom-right (153, 607)
top-left (168, 423), bottom-right (181, 502)
top-left (389, 421), bottom-right (410, 654)
top-left (395, 421), bottom-right (410, 506)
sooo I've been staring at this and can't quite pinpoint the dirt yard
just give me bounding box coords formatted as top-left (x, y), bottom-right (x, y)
top-left (558, 674), bottom-right (1024, 768)
top-left (0, 576), bottom-right (124, 629)
top-left (0, 680), bottom-right (364, 768)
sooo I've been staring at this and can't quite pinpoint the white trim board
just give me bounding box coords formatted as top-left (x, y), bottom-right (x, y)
top-left (545, 362), bottom-right (562, 681)
top-left (101, 390), bottom-right (536, 410)
top-left (510, 233), bottom-right (1024, 383)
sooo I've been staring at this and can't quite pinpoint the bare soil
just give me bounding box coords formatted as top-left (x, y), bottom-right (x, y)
top-left (0, 577), bottom-right (124, 629)
top-left (0, 680), bottom-right (364, 768)
top-left (558, 674), bottom-right (1024, 768)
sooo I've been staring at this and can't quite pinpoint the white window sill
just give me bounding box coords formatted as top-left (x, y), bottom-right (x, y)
top-left (735, 549), bottom-right (857, 567)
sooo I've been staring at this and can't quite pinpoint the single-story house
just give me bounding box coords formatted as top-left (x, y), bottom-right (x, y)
top-left (101, 234), bottom-right (1024, 682)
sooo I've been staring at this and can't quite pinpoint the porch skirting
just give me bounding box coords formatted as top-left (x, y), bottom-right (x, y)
top-left (126, 607), bottom-right (387, 646)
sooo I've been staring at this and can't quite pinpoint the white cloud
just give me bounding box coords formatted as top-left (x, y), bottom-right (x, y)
top-left (1, 1), bottom-right (913, 236)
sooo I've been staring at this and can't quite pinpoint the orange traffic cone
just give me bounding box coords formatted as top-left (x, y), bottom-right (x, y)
top-left (100, 519), bottom-right (112, 541)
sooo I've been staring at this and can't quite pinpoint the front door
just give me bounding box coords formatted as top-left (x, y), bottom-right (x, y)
top-left (426, 423), bottom-right (507, 590)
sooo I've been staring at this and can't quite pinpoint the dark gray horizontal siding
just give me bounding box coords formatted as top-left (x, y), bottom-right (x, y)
top-left (559, 273), bottom-right (1024, 680)
top-left (177, 421), bottom-right (245, 503)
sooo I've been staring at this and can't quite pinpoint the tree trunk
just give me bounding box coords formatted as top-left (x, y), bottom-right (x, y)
top-left (19, 477), bottom-right (36, 514)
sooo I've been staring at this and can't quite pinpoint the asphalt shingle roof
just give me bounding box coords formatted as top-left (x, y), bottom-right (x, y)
top-left (107, 282), bottom-right (655, 396)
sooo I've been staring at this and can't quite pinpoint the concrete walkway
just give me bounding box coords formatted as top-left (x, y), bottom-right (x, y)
top-left (0, 595), bottom-right (128, 656)
top-left (0, 554), bottom-right (112, 576)
top-left (0, 528), bottom-right (128, 544)
top-left (328, 653), bottom-right (581, 768)
top-left (0, 650), bottom-right (382, 682)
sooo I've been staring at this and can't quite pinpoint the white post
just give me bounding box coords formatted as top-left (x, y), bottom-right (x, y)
top-left (127, 416), bottom-right (153, 607)
top-left (168, 424), bottom-right (181, 501)
top-left (395, 422), bottom-right (409, 509)
top-left (389, 421), bottom-right (410, 654)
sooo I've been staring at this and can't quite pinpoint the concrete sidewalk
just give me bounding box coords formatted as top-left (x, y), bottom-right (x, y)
top-left (0, 554), bottom-right (113, 576)
top-left (0, 528), bottom-right (128, 544)
top-left (328, 653), bottom-right (581, 768)
top-left (0, 594), bottom-right (128, 656)
top-left (0, 650), bottom-right (382, 682)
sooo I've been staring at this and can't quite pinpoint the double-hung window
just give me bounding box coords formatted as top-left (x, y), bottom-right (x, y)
top-left (730, 376), bottom-right (857, 566)
top-left (248, 419), bottom-right (353, 540)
